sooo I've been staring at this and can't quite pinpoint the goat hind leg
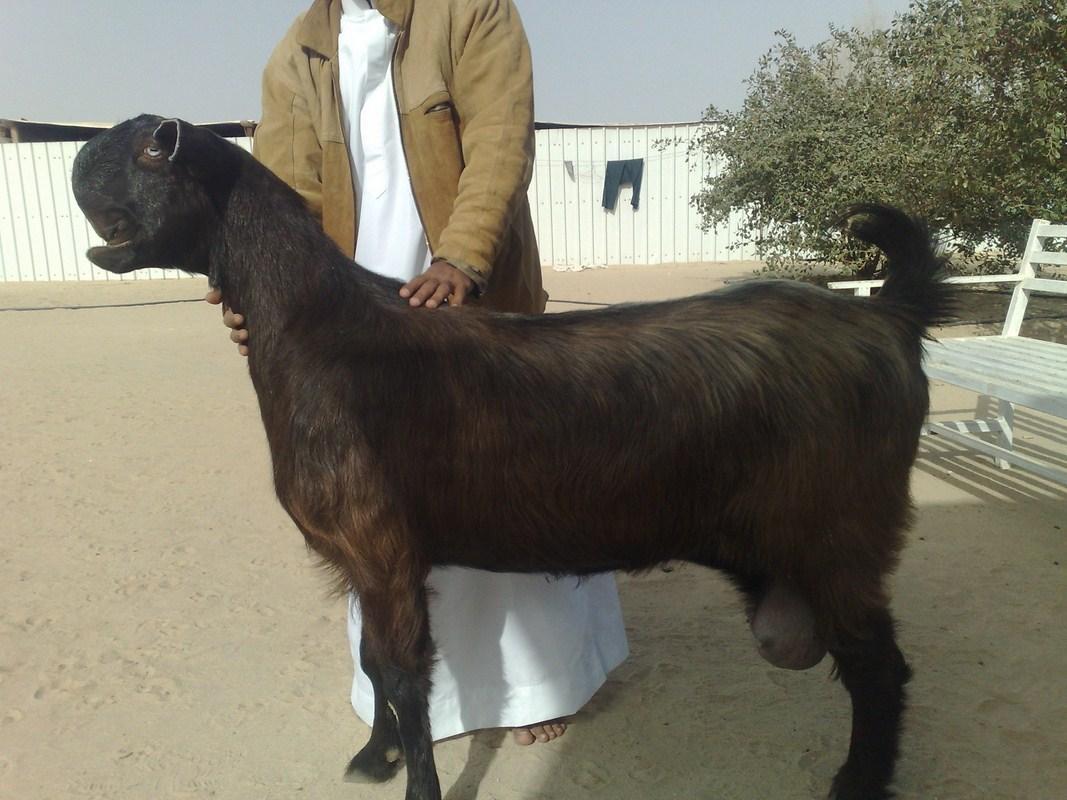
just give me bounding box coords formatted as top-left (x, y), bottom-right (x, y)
top-left (358, 582), bottom-right (441, 800)
top-left (828, 607), bottom-right (912, 800)
top-left (382, 661), bottom-right (439, 800)
top-left (344, 632), bottom-right (404, 783)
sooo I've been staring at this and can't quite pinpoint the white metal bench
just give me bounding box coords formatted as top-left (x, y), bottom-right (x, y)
top-left (830, 219), bottom-right (1067, 485)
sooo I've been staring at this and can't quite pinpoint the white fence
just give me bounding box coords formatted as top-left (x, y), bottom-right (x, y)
top-left (0, 124), bottom-right (755, 282)
top-left (532, 123), bottom-right (755, 268)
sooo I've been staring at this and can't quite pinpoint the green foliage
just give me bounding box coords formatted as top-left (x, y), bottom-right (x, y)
top-left (694, 0), bottom-right (1067, 276)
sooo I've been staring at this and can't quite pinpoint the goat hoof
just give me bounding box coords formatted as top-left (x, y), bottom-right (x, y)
top-left (828, 763), bottom-right (894, 800)
top-left (344, 745), bottom-right (403, 784)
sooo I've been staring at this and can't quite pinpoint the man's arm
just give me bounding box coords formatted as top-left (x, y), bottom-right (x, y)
top-left (432, 0), bottom-right (536, 289)
top-left (253, 19), bottom-right (325, 222)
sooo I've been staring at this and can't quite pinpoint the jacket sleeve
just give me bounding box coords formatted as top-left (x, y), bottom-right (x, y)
top-left (252, 19), bottom-right (325, 223)
top-left (434, 0), bottom-right (536, 287)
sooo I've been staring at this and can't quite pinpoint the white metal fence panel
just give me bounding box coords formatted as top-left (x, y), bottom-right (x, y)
top-left (528, 123), bottom-right (756, 269)
top-left (1, 125), bottom-right (755, 282)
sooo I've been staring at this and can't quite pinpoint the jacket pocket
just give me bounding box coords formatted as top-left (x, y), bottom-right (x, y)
top-left (414, 91), bottom-right (463, 166)
top-left (403, 94), bottom-right (464, 248)
top-left (421, 91), bottom-right (457, 126)
top-left (425, 99), bottom-right (454, 115)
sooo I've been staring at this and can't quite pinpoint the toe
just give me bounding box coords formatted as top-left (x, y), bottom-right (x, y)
top-left (514, 719), bottom-right (568, 744)
top-left (512, 727), bottom-right (536, 746)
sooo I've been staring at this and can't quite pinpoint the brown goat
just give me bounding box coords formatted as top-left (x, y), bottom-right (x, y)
top-left (72, 115), bottom-right (954, 800)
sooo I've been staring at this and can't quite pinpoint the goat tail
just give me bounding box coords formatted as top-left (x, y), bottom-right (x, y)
top-left (841, 203), bottom-right (956, 333)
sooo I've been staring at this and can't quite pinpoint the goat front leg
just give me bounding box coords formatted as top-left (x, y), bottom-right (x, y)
top-left (344, 632), bottom-right (404, 783)
top-left (355, 575), bottom-right (440, 800)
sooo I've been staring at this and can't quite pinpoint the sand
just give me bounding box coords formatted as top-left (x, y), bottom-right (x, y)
top-left (1, 266), bottom-right (1065, 800)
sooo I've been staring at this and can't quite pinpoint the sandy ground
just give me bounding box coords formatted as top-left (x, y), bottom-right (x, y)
top-left (1, 266), bottom-right (1065, 800)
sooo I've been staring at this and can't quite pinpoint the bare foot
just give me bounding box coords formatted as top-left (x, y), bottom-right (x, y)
top-left (512, 719), bottom-right (567, 745)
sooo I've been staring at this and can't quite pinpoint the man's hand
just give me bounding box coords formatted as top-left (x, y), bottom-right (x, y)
top-left (399, 261), bottom-right (476, 309)
top-left (205, 287), bottom-right (249, 357)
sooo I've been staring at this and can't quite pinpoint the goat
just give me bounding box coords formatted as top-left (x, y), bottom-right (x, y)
top-left (73, 114), bottom-right (953, 800)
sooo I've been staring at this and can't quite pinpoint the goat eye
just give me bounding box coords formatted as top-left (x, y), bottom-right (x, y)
top-left (144, 144), bottom-right (164, 159)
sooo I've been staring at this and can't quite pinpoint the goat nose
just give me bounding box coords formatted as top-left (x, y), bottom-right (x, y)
top-left (85, 209), bottom-right (129, 241)
top-left (105, 218), bottom-right (129, 240)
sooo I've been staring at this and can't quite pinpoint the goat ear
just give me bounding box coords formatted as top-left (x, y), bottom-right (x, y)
top-left (152, 118), bottom-right (185, 163)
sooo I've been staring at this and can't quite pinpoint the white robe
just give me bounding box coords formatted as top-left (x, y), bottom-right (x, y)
top-left (337, 0), bottom-right (628, 741)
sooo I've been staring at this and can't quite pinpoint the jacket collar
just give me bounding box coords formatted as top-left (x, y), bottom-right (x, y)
top-left (370, 0), bottom-right (412, 27)
top-left (298, 0), bottom-right (413, 57)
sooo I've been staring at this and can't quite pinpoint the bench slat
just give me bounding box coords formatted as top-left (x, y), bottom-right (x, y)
top-left (924, 339), bottom-right (1067, 418)
top-left (925, 365), bottom-right (1067, 411)
top-left (926, 358), bottom-right (1067, 396)
top-left (1030, 251), bottom-right (1067, 266)
top-left (1024, 276), bottom-right (1067, 294)
top-left (925, 363), bottom-right (1067, 406)
top-left (925, 422), bottom-right (1067, 485)
top-left (928, 337), bottom-right (1067, 371)
top-left (936, 337), bottom-right (1067, 371)
top-left (924, 367), bottom-right (1067, 418)
top-left (1035, 223), bottom-right (1067, 238)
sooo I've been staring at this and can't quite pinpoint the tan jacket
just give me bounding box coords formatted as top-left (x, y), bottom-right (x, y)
top-left (253, 0), bottom-right (546, 313)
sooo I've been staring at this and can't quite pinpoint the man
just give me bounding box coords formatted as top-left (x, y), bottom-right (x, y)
top-left (210, 0), bottom-right (627, 745)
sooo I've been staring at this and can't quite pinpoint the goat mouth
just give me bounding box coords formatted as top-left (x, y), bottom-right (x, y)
top-left (85, 228), bottom-right (142, 272)
top-left (84, 213), bottom-right (141, 268)
top-left (87, 238), bottom-right (135, 260)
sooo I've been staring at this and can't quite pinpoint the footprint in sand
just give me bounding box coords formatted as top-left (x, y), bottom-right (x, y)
top-left (19, 614), bottom-right (56, 632)
top-left (114, 744), bottom-right (158, 764)
top-left (67, 778), bottom-right (126, 799)
top-left (627, 756), bottom-right (667, 783)
top-left (114, 575), bottom-right (150, 597)
top-left (97, 648), bottom-right (123, 666)
top-left (570, 760), bottom-right (610, 790)
top-left (796, 733), bottom-right (836, 772)
top-left (138, 674), bottom-right (182, 702)
top-left (797, 746), bottom-right (825, 770)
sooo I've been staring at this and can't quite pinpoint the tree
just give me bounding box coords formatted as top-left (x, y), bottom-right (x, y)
top-left (693, 0), bottom-right (1067, 276)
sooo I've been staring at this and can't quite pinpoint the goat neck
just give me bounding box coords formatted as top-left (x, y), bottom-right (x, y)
top-left (211, 158), bottom-right (393, 373)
